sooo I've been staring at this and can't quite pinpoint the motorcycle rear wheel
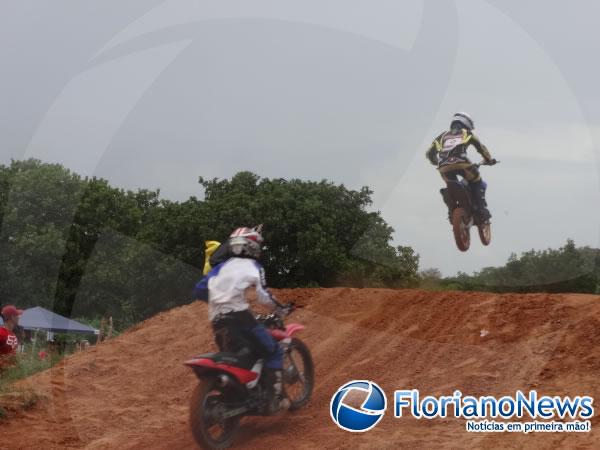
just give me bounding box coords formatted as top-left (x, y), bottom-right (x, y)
top-left (452, 208), bottom-right (471, 252)
top-left (478, 222), bottom-right (491, 246)
top-left (190, 378), bottom-right (241, 449)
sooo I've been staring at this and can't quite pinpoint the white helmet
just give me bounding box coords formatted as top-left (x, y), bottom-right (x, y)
top-left (228, 225), bottom-right (264, 258)
top-left (451, 112), bottom-right (474, 131)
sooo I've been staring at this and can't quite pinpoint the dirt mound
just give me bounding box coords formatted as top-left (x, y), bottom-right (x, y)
top-left (1, 288), bottom-right (599, 449)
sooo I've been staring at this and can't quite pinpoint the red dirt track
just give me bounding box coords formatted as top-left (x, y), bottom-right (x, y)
top-left (2, 288), bottom-right (600, 449)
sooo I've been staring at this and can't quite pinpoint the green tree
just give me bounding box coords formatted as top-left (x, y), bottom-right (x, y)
top-left (199, 172), bottom-right (419, 287)
top-left (445, 239), bottom-right (598, 293)
top-left (0, 161), bottom-right (419, 327)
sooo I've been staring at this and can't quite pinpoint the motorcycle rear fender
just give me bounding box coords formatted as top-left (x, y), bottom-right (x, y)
top-left (184, 357), bottom-right (258, 385)
top-left (446, 181), bottom-right (473, 211)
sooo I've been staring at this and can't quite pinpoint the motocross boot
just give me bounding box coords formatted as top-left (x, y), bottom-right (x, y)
top-left (470, 180), bottom-right (491, 222)
top-left (440, 188), bottom-right (453, 224)
top-left (265, 369), bottom-right (290, 415)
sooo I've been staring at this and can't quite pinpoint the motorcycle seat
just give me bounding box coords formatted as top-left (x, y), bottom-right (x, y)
top-left (195, 351), bottom-right (255, 369)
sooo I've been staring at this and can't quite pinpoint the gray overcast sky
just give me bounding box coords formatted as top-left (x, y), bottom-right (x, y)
top-left (1, 0), bottom-right (599, 275)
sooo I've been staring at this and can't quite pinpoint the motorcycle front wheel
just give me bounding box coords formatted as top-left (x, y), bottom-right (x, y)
top-left (282, 337), bottom-right (314, 411)
top-left (478, 222), bottom-right (491, 246)
top-left (452, 208), bottom-right (471, 252)
top-left (190, 378), bottom-right (241, 449)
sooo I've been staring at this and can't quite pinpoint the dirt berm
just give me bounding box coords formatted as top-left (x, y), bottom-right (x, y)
top-left (1, 288), bottom-right (599, 449)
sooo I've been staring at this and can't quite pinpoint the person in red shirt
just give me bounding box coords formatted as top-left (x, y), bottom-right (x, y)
top-left (0, 305), bottom-right (23, 369)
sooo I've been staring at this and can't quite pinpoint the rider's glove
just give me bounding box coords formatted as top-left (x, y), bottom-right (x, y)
top-left (273, 306), bottom-right (287, 318)
top-left (274, 303), bottom-right (293, 318)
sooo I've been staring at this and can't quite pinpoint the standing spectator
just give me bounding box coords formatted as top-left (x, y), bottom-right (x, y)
top-left (0, 305), bottom-right (23, 370)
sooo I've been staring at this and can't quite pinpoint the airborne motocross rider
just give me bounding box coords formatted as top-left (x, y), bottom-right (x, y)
top-left (426, 112), bottom-right (497, 222)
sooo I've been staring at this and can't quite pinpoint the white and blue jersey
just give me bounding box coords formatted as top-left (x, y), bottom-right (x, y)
top-left (195, 257), bottom-right (276, 321)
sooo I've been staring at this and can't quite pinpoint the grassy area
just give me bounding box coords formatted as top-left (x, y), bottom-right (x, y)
top-left (1, 353), bottom-right (57, 387)
top-left (0, 352), bottom-right (59, 419)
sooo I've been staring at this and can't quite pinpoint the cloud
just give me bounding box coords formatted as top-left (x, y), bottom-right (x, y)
top-left (96, 0), bottom-right (425, 57)
top-left (26, 40), bottom-right (192, 178)
top-left (482, 124), bottom-right (599, 163)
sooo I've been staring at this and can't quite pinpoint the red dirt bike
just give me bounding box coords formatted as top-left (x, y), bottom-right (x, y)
top-left (184, 303), bottom-right (314, 449)
top-left (441, 160), bottom-right (499, 252)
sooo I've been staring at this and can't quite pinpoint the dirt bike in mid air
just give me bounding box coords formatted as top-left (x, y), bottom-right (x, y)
top-left (184, 302), bottom-right (314, 449)
top-left (441, 161), bottom-right (499, 252)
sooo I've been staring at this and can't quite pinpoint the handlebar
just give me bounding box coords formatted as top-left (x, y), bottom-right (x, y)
top-left (274, 301), bottom-right (297, 317)
top-left (257, 301), bottom-right (298, 328)
top-left (475, 160), bottom-right (499, 168)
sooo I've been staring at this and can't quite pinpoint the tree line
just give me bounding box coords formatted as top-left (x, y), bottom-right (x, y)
top-left (0, 159), bottom-right (419, 328)
top-left (423, 239), bottom-right (600, 294)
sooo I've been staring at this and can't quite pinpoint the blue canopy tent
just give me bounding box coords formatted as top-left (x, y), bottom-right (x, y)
top-left (0, 307), bottom-right (98, 335)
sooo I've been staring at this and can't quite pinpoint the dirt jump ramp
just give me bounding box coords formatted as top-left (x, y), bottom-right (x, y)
top-left (1, 288), bottom-right (599, 449)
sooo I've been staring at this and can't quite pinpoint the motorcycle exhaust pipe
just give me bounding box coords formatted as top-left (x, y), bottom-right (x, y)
top-left (218, 374), bottom-right (231, 387)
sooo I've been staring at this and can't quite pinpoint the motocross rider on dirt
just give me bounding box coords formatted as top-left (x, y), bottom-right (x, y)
top-left (426, 112), bottom-right (497, 222)
top-left (193, 226), bottom-right (290, 414)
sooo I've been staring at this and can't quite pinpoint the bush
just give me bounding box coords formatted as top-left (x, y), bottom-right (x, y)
top-left (441, 239), bottom-right (600, 294)
top-left (0, 353), bottom-right (59, 389)
top-left (0, 352), bottom-right (56, 418)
